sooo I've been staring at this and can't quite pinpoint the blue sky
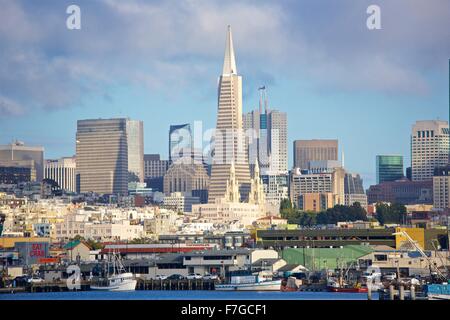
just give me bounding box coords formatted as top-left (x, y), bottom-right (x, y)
top-left (0, 0), bottom-right (449, 188)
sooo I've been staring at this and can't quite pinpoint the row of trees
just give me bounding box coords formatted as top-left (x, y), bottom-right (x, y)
top-left (280, 199), bottom-right (407, 226)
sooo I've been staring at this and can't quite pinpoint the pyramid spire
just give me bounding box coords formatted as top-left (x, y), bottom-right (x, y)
top-left (222, 25), bottom-right (237, 76)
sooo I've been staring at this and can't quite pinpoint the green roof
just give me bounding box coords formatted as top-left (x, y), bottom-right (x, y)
top-left (282, 245), bottom-right (374, 270)
top-left (64, 240), bottom-right (85, 250)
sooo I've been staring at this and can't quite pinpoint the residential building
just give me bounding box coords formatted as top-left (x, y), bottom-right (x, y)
top-left (261, 173), bottom-right (289, 208)
top-left (293, 140), bottom-right (338, 170)
top-left (411, 120), bottom-right (449, 181)
top-left (376, 155), bottom-right (404, 184)
top-left (44, 157), bottom-right (76, 192)
top-left (0, 141), bottom-right (44, 182)
top-left (163, 192), bottom-right (200, 213)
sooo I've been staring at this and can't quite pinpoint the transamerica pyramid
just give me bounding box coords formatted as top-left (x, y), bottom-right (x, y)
top-left (208, 26), bottom-right (251, 203)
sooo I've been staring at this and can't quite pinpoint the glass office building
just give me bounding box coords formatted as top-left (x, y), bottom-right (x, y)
top-left (376, 155), bottom-right (404, 184)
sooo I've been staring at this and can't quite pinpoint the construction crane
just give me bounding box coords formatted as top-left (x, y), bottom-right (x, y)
top-left (392, 231), bottom-right (448, 282)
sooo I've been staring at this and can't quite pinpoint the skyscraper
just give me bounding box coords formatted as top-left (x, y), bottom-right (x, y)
top-left (169, 123), bottom-right (192, 164)
top-left (293, 139), bottom-right (338, 170)
top-left (208, 26), bottom-right (251, 203)
top-left (411, 120), bottom-right (449, 181)
top-left (76, 118), bottom-right (144, 195)
top-left (243, 87), bottom-right (288, 175)
top-left (0, 141), bottom-right (44, 182)
top-left (376, 155), bottom-right (404, 184)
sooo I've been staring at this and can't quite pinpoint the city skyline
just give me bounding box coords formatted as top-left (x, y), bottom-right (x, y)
top-left (0, 1), bottom-right (449, 189)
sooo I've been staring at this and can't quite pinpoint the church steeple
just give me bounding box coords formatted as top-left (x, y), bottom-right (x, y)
top-left (222, 25), bottom-right (237, 76)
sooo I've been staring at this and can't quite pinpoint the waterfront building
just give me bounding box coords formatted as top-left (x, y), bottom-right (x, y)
top-left (44, 157), bottom-right (76, 193)
top-left (208, 26), bottom-right (251, 203)
top-left (376, 155), bottom-right (404, 184)
top-left (293, 139), bottom-right (338, 170)
top-left (366, 178), bottom-right (433, 205)
top-left (144, 154), bottom-right (169, 192)
top-left (163, 192), bottom-right (200, 213)
top-left (433, 165), bottom-right (450, 209)
top-left (0, 141), bottom-right (44, 182)
top-left (243, 88), bottom-right (288, 175)
top-left (344, 173), bottom-right (368, 209)
top-left (257, 227), bottom-right (448, 250)
top-left (0, 160), bottom-right (36, 184)
top-left (76, 118), bottom-right (144, 195)
top-left (289, 167), bottom-right (345, 207)
top-left (411, 120), bottom-right (449, 181)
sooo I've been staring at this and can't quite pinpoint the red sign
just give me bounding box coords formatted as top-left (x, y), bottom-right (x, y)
top-left (30, 243), bottom-right (46, 258)
top-left (38, 258), bottom-right (59, 264)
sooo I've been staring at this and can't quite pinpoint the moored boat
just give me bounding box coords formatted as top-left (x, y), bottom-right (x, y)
top-left (215, 275), bottom-right (281, 291)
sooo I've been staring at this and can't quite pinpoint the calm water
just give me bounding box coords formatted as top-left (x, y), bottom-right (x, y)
top-left (0, 290), bottom-right (377, 300)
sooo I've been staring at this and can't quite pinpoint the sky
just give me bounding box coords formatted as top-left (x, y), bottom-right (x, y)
top-left (0, 0), bottom-right (449, 188)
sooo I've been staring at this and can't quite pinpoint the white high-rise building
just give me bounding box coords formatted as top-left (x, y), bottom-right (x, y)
top-left (243, 89), bottom-right (288, 176)
top-left (208, 26), bottom-right (251, 203)
top-left (44, 157), bottom-right (76, 192)
top-left (411, 120), bottom-right (449, 181)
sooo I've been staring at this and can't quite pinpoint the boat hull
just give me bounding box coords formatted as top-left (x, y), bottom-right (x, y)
top-left (91, 279), bottom-right (137, 292)
top-left (327, 286), bottom-right (368, 293)
top-left (215, 280), bottom-right (282, 291)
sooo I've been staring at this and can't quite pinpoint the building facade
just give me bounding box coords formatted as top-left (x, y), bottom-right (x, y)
top-left (411, 120), bottom-right (449, 181)
top-left (344, 173), bottom-right (368, 209)
top-left (243, 89), bottom-right (288, 175)
top-left (208, 26), bottom-right (251, 203)
top-left (44, 157), bottom-right (76, 192)
top-left (144, 154), bottom-right (169, 192)
top-left (0, 141), bottom-right (44, 182)
top-left (433, 165), bottom-right (450, 210)
top-left (376, 155), bottom-right (404, 184)
top-left (366, 178), bottom-right (433, 205)
top-left (76, 118), bottom-right (144, 195)
top-left (0, 160), bottom-right (36, 184)
top-left (163, 163), bottom-right (209, 198)
top-left (293, 140), bottom-right (338, 170)
top-left (169, 123), bottom-right (192, 164)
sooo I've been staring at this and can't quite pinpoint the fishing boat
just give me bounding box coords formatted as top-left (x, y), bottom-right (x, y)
top-left (215, 275), bottom-right (282, 291)
top-left (90, 251), bottom-right (137, 291)
top-left (327, 277), bottom-right (368, 293)
top-left (424, 281), bottom-right (450, 300)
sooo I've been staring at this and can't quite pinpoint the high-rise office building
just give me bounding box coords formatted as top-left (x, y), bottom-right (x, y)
top-left (411, 120), bottom-right (449, 181)
top-left (433, 165), bottom-right (450, 209)
top-left (76, 118), bottom-right (143, 195)
top-left (0, 141), bottom-right (44, 182)
top-left (208, 26), bottom-right (251, 203)
top-left (243, 88), bottom-right (287, 175)
top-left (293, 140), bottom-right (338, 170)
top-left (44, 157), bottom-right (76, 192)
top-left (169, 123), bottom-right (192, 164)
top-left (126, 120), bottom-right (144, 183)
top-left (376, 155), bottom-right (404, 184)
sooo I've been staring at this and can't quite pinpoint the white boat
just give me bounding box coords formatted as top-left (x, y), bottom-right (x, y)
top-left (215, 275), bottom-right (282, 291)
top-left (90, 251), bottom-right (137, 292)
